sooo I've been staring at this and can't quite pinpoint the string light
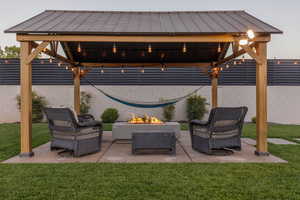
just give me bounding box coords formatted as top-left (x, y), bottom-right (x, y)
top-left (100, 66), bottom-right (104, 74)
top-left (242, 56), bottom-right (245, 63)
top-left (121, 51), bottom-right (126, 57)
top-left (294, 61), bottom-right (298, 65)
top-left (160, 53), bottom-right (165, 59)
top-left (101, 51), bottom-right (107, 57)
top-left (148, 44), bottom-right (152, 53)
top-left (112, 43), bottom-right (117, 54)
top-left (161, 64), bottom-right (167, 71)
top-left (121, 65), bottom-right (125, 73)
top-left (217, 43), bottom-right (221, 53)
top-left (226, 64), bottom-right (230, 69)
top-left (140, 66), bottom-right (145, 73)
top-left (65, 66), bottom-right (69, 70)
top-left (58, 62), bottom-right (62, 67)
top-left (182, 43), bottom-right (187, 53)
top-left (49, 57), bottom-right (53, 63)
top-left (252, 47), bottom-right (257, 53)
top-left (233, 61), bottom-right (237, 65)
top-left (77, 43), bottom-right (82, 53)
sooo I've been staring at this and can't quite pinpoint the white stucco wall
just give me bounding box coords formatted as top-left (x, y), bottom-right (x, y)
top-left (0, 85), bottom-right (299, 124)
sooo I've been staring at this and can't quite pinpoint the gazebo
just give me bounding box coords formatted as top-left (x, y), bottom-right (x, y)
top-left (5, 10), bottom-right (282, 157)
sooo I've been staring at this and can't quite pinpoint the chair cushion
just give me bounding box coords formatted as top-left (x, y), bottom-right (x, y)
top-left (214, 120), bottom-right (237, 127)
top-left (193, 126), bottom-right (209, 138)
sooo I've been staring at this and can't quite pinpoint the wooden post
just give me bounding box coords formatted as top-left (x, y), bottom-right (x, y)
top-left (20, 41), bottom-right (34, 157)
top-left (255, 42), bottom-right (269, 156)
top-left (211, 72), bottom-right (218, 108)
top-left (74, 68), bottom-right (81, 114)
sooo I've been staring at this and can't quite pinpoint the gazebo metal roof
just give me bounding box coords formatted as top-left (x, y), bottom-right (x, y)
top-left (5, 10), bottom-right (282, 35)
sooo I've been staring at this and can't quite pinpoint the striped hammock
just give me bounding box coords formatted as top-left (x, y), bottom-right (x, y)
top-left (82, 77), bottom-right (205, 108)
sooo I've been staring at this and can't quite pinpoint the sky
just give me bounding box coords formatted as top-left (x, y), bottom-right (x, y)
top-left (0, 0), bottom-right (299, 59)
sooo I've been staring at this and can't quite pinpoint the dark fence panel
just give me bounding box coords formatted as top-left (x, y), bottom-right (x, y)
top-left (0, 59), bottom-right (299, 86)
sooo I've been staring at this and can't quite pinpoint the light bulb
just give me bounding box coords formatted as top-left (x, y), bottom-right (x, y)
top-left (247, 29), bottom-right (255, 39)
top-left (182, 43), bottom-right (187, 53)
top-left (49, 58), bottom-right (53, 63)
top-left (226, 64), bottom-right (230, 68)
top-left (239, 39), bottom-right (248, 46)
top-left (217, 43), bottom-right (221, 53)
top-left (148, 44), bottom-right (152, 53)
top-left (113, 43), bottom-right (117, 54)
top-left (77, 43), bottom-right (81, 53)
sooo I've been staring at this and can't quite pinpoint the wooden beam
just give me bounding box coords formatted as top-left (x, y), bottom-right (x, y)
top-left (211, 74), bottom-right (218, 108)
top-left (74, 68), bottom-right (81, 114)
top-left (232, 41), bottom-right (239, 55)
top-left (62, 42), bottom-right (74, 61)
top-left (20, 41), bottom-right (33, 157)
top-left (25, 41), bottom-right (50, 64)
top-left (80, 62), bottom-right (211, 68)
top-left (241, 44), bottom-right (263, 64)
top-left (17, 34), bottom-right (271, 43)
top-left (213, 43), bottom-right (257, 67)
top-left (255, 42), bottom-right (268, 156)
top-left (31, 42), bottom-right (75, 65)
top-left (218, 43), bottom-right (230, 61)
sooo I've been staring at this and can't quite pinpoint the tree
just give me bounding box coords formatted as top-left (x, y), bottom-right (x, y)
top-left (0, 45), bottom-right (20, 58)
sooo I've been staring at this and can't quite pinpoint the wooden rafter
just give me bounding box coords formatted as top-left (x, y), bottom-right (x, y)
top-left (218, 43), bottom-right (230, 61)
top-left (25, 41), bottom-right (50, 64)
top-left (62, 42), bottom-right (74, 61)
top-left (240, 44), bottom-right (263, 64)
top-left (31, 42), bottom-right (75, 65)
top-left (213, 43), bottom-right (257, 67)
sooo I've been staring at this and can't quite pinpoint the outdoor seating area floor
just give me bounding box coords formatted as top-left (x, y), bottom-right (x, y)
top-left (3, 131), bottom-right (287, 163)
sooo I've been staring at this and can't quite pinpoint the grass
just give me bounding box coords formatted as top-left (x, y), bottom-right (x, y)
top-left (0, 123), bottom-right (300, 200)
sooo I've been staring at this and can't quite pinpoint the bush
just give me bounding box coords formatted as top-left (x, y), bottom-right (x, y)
top-left (186, 95), bottom-right (207, 121)
top-left (80, 91), bottom-right (92, 114)
top-left (101, 108), bottom-right (119, 123)
top-left (251, 116), bottom-right (256, 123)
top-left (16, 91), bottom-right (47, 123)
top-left (163, 104), bottom-right (175, 122)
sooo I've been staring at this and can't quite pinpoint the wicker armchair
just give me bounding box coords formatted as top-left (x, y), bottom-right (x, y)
top-left (43, 107), bottom-right (102, 157)
top-left (189, 107), bottom-right (248, 155)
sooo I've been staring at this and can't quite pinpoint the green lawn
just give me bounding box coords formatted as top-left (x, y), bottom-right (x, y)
top-left (0, 123), bottom-right (300, 200)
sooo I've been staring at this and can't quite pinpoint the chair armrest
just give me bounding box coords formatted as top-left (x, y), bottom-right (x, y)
top-left (78, 120), bottom-right (102, 128)
top-left (78, 114), bottom-right (95, 122)
top-left (190, 120), bottom-right (209, 126)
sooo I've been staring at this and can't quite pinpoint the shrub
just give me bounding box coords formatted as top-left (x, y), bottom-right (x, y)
top-left (101, 108), bottom-right (119, 123)
top-left (251, 116), bottom-right (256, 123)
top-left (16, 91), bottom-right (47, 123)
top-left (80, 91), bottom-right (92, 114)
top-left (163, 104), bottom-right (175, 122)
top-left (186, 95), bottom-right (207, 121)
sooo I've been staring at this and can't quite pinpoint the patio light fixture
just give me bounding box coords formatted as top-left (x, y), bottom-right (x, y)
top-left (77, 43), bottom-right (82, 53)
top-left (113, 43), bottom-right (117, 54)
top-left (247, 29), bottom-right (255, 39)
top-left (217, 43), bottom-right (221, 53)
top-left (148, 44), bottom-right (152, 53)
top-left (182, 43), bottom-right (187, 53)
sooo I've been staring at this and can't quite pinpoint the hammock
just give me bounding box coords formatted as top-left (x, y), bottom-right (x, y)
top-left (82, 77), bottom-right (205, 108)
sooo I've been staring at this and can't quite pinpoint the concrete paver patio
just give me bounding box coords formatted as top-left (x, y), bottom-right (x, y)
top-left (3, 131), bottom-right (287, 163)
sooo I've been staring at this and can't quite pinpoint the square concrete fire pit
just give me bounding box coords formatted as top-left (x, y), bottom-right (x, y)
top-left (112, 122), bottom-right (181, 140)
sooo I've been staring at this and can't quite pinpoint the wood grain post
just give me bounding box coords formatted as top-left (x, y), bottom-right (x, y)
top-left (20, 41), bottom-right (34, 157)
top-left (74, 68), bottom-right (81, 114)
top-left (255, 42), bottom-right (269, 156)
top-left (211, 73), bottom-right (218, 108)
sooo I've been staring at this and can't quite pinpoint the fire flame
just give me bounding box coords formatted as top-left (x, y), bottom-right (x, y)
top-left (128, 114), bottom-right (163, 124)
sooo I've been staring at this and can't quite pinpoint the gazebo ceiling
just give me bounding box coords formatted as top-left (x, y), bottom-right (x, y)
top-left (61, 42), bottom-right (227, 63)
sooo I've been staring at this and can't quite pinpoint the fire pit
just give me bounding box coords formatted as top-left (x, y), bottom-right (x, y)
top-left (112, 114), bottom-right (180, 141)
